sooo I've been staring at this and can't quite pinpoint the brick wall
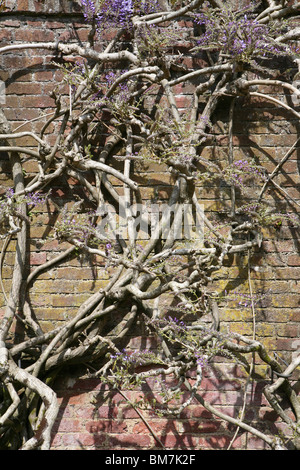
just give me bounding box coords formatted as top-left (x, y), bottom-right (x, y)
top-left (0, 1), bottom-right (299, 450)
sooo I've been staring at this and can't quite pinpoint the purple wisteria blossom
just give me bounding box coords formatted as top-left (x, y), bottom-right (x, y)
top-left (0, 188), bottom-right (47, 211)
top-left (193, 7), bottom-right (290, 62)
top-left (223, 158), bottom-right (268, 191)
top-left (80, 0), bottom-right (160, 32)
top-left (81, 0), bottom-right (97, 22)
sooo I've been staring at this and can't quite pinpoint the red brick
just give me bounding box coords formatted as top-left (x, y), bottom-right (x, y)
top-left (6, 82), bottom-right (42, 95)
top-left (133, 419), bottom-right (178, 435)
top-left (29, 251), bottom-right (47, 265)
top-left (159, 434), bottom-right (198, 449)
top-left (175, 95), bottom-right (193, 108)
top-left (34, 70), bottom-right (55, 81)
top-left (20, 95), bottom-right (55, 108)
top-left (199, 435), bottom-right (243, 450)
top-left (4, 55), bottom-right (43, 69)
top-left (14, 28), bottom-right (54, 42)
top-left (56, 419), bottom-right (82, 433)
top-left (4, 95), bottom-right (19, 108)
top-left (16, 0), bottom-right (29, 10)
top-left (287, 255), bottom-right (300, 266)
top-left (181, 420), bottom-right (221, 433)
top-left (87, 420), bottom-right (128, 433)
top-left (107, 434), bottom-right (151, 448)
top-left (55, 267), bottom-right (95, 279)
top-left (0, 29), bottom-right (12, 43)
top-left (60, 432), bottom-right (98, 448)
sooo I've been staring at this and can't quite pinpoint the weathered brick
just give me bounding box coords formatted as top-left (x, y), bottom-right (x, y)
top-left (51, 293), bottom-right (90, 307)
top-left (107, 434), bottom-right (151, 448)
top-left (55, 267), bottom-right (95, 279)
top-left (14, 28), bottom-right (55, 42)
top-left (32, 279), bottom-right (76, 293)
top-left (87, 420), bottom-right (128, 433)
top-left (199, 435), bottom-right (243, 450)
top-left (158, 433), bottom-right (198, 448)
top-left (29, 251), bottom-right (47, 265)
top-left (20, 95), bottom-right (55, 109)
top-left (7, 81), bottom-right (42, 95)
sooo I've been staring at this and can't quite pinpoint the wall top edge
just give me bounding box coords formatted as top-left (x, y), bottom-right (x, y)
top-left (2, 0), bottom-right (82, 15)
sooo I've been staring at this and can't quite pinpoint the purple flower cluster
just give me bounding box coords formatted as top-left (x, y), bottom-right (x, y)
top-left (105, 70), bottom-right (129, 96)
top-left (97, 0), bottom-right (133, 30)
top-left (233, 159), bottom-right (267, 180)
top-left (194, 350), bottom-right (207, 368)
top-left (224, 289), bottom-right (268, 308)
top-left (238, 203), bottom-right (259, 213)
top-left (166, 316), bottom-right (186, 331)
top-left (224, 159), bottom-right (267, 190)
top-left (0, 188), bottom-right (47, 236)
top-left (1, 187), bottom-right (14, 202)
top-left (193, 8), bottom-right (289, 61)
top-left (236, 203), bottom-right (300, 228)
top-left (260, 210), bottom-right (300, 228)
top-left (110, 348), bottom-right (158, 366)
top-left (24, 192), bottom-right (47, 207)
top-left (0, 188), bottom-right (46, 213)
top-left (101, 69), bottom-right (131, 114)
top-left (81, 0), bottom-right (97, 22)
top-left (80, 0), bottom-right (160, 32)
top-left (55, 208), bottom-right (98, 244)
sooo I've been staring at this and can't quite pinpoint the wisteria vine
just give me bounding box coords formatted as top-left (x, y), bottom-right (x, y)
top-left (0, 0), bottom-right (299, 451)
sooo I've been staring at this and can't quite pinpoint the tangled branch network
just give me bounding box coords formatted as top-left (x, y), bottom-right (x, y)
top-left (0, 0), bottom-right (299, 449)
